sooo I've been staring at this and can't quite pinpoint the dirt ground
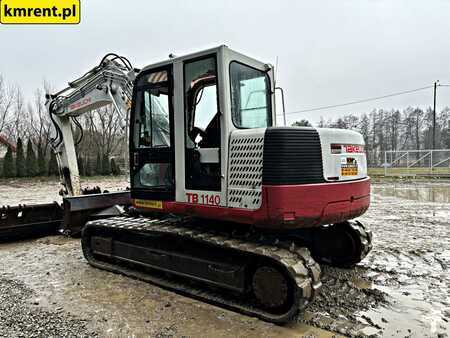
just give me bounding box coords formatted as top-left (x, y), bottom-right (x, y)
top-left (0, 177), bottom-right (449, 337)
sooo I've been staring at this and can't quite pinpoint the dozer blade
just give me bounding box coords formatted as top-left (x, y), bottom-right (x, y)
top-left (0, 203), bottom-right (63, 242)
top-left (0, 191), bottom-right (131, 242)
top-left (62, 191), bottom-right (131, 236)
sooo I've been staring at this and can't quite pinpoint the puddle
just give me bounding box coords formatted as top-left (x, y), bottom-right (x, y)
top-left (358, 283), bottom-right (448, 338)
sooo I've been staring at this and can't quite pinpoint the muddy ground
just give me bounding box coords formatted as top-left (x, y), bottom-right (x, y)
top-left (0, 177), bottom-right (449, 337)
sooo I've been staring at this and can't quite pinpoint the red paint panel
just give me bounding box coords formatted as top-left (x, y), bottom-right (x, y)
top-left (133, 177), bottom-right (371, 230)
top-left (262, 177), bottom-right (370, 228)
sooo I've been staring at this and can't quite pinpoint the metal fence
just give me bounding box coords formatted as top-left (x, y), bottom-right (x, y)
top-left (383, 149), bottom-right (450, 176)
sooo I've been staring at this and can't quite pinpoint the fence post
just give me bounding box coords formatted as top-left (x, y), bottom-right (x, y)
top-left (430, 150), bottom-right (433, 174)
top-left (407, 151), bottom-right (409, 175)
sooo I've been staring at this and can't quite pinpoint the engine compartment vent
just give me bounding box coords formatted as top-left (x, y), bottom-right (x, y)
top-left (227, 131), bottom-right (265, 210)
top-left (263, 127), bottom-right (325, 185)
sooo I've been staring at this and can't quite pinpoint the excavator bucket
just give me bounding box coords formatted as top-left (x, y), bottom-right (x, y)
top-left (0, 202), bottom-right (63, 242)
top-left (0, 191), bottom-right (131, 242)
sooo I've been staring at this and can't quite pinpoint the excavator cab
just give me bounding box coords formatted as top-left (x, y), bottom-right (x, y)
top-left (130, 46), bottom-right (275, 210)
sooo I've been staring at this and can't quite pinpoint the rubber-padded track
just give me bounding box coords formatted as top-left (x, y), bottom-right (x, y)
top-left (82, 216), bottom-right (322, 324)
top-left (350, 220), bottom-right (373, 264)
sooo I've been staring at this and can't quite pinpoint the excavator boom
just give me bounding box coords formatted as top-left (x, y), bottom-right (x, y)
top-left (47, 53), bottom-right (136, 196)
top-left (1, 53), bottom-right (137, 239)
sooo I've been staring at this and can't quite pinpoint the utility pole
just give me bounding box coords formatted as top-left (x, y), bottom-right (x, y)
top-left (433, 80), bottom-right (439, 149)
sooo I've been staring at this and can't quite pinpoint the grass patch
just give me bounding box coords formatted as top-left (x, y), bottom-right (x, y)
top-left (369, 167), bottom-right (450, 178)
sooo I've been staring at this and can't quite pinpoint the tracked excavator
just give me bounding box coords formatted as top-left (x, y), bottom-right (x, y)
top-left (4, 46), bottom-right (372, 323)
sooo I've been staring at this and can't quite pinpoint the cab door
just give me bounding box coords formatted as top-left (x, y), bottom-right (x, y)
top-left (130, 66), bottom-right (175, 201)
top-left (183, 55), bottom-right (221, 193)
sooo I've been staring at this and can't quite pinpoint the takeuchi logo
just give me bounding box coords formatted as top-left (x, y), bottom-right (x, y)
top-left (344, 145), bottom-right (365, 153)
top-left (69, 97), bottom-right (92, 111)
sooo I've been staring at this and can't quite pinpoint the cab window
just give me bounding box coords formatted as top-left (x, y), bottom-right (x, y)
top-left (184, 57), bottom-right (220, 148)
top-left (230, 62), bottom-right (272, 128)
top-left (134, 70), bottom-right (171, 148)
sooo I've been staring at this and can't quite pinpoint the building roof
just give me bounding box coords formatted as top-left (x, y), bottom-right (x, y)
top-left (0, 134), bottom-right (16, 152)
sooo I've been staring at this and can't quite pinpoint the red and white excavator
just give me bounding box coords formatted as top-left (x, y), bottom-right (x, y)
top-left (1, 46), bottom-right (372, 323)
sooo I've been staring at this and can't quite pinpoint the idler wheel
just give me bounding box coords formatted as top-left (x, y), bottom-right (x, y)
top-left (252, 266), bottom-right (289, 309)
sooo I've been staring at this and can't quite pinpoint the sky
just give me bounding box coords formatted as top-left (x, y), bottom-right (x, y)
top-left (1, 0), bottom-right (450, 125)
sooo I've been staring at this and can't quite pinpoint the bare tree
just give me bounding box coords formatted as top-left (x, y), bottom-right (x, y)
top-left (80, 105), bottom-right (126, 159)
top-left (3, 86), bottom-right (27, 142)
top-left (0, 75), bottom-right (16, 136)
top-left (25, 87), bottom-right (52, 154)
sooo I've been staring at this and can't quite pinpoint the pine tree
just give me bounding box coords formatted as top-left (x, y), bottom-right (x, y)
top-left (110, 158), bottom-right (117, 175)
top-left (77, 156), bottom-right (85, 176)
top-left (102, 154), bottom-right (110, 175)
top-left (37, 144), bottom-right (46, 176)
top-left (48, 151), bottom-right (59, 176)
top-left (85, 157), bottom-right (92, 176)
top-left (110, 158), bottom-right (121, 175)
top-left (3, 146), bottom-right (15, 178)
top-left (26, 139), bottom-right (38, 177)
top-left (15, 138), bottom-right (26, 177)
top-left (95, 152), bottom-right (102, 176)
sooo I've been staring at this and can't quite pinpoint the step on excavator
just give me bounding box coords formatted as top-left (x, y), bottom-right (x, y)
top-left (3, 46), bottom-right (372, 323)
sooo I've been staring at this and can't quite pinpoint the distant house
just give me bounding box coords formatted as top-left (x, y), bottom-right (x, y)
top-left (0, 135), bottom-right (15, 157)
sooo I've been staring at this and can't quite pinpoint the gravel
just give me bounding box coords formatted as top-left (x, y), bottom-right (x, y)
top-left (0, 278), bottom-right (95, 337)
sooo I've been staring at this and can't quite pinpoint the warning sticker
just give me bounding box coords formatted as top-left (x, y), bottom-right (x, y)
top-left (341, 164), bottom-right (358, 176)
top-left (134, 199), bottom-right (163, 209)
top-left (341, 157), bottom-right (358, 176)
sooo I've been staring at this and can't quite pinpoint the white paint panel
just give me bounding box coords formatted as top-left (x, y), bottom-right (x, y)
top-left (316, 128), bottom-right (367, 181)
